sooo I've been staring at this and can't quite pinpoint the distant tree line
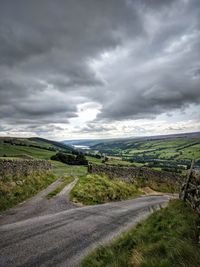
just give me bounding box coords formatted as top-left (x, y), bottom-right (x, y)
top-left (86, 152), bottom-right (102, 159)
top-left (51, 152), bottom-right (88, 165)
top-left (3, 140), bottom-right (56, 152)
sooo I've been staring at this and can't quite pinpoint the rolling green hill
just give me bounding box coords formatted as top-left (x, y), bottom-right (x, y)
top-left (0, 137), bottom-right (73, 159)
top-left (0, 137), bottom-right (87, 182)
top-left (85, 133), bottom-right (200, 173)
top-left (90, 137), bottom-right (200, 160)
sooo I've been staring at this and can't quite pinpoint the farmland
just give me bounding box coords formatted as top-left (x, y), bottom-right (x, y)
top-left (73, 133), bottom-right (200, 173)
top-left (0, 137), bottom-right (87, 178)
top-left (0, 137), bottom-right (72, 159)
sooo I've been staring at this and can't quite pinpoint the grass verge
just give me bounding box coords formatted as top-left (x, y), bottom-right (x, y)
top-left (81, 200), bottom-right (200, 267)
top-left (70, 174), bottom-right (141, 205)
top-left (46, 176), bottom-right (74, 198)
top-left (0, 171), bottom-right (56, 212)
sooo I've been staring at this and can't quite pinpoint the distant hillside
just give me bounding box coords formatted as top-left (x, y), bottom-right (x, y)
top-left (29, 137), bottom-right (74, 152)
top-left (62, 139), bottom-right (111, 147)
top-left (63, 132), bottom-right (200, 173)
top-left (0, 137), bottom-right (74, 160)
top-left (91, 135), bottom-right (200, 172)
top-left (63, 132), bottom-right (200, 147)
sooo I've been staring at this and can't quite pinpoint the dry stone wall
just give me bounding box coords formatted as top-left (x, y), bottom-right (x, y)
top-left (0, 159), bottom-right (52, 179)
top-left (89, 164), bottom-right (183, 185)
top-left (185, 170), bottom-right (200, 213)
top-left (180, 162), bottom-right (200, 214)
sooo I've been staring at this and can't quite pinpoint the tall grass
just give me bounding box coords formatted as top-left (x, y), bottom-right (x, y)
top-left (0, 171), bottom-right (56, 212)
top-left (70, 174), bottom-right (140, 205)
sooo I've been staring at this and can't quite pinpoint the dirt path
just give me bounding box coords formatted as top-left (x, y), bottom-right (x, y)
top-left (0, 177), bottom-right (78, 225)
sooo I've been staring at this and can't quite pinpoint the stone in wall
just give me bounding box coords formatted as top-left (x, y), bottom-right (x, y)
top-left (0, 159), bottom-right (52, 180)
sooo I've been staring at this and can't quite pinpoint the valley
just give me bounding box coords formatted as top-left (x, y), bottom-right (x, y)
top-left (65, 132), bottom-right (200, 174)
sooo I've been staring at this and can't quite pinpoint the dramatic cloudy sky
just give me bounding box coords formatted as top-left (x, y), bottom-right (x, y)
top-left (0, 0), bottom-right (200, 140)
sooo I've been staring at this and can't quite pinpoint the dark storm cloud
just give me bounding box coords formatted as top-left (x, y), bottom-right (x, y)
top-left (0, 78), bottom-right (77, 125)
top-left (97, 49), bottom-right (200, 120)
top-left (0, 0), bottom-right (199, 135)
top-left (0, 0), bottom-right (143, 67)
top-left (94, 0), bottom-right (200, 121)
top-left (0, 0), bottom-right (144, 129)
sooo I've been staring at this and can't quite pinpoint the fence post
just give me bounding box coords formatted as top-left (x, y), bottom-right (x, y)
top-left (180, 159), bottom-right (195, 201)
top-left (88, 162), bottom-right (92, 173)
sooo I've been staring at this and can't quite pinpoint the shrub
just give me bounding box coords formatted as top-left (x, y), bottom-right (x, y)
top-left (51, 152), bottom-right (88, 165)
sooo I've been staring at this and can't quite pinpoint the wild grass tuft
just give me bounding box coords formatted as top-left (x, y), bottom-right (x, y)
top-left (0, 172), bottom-right (56, 212)
top-left (70, 174), bottom-right (141, 205)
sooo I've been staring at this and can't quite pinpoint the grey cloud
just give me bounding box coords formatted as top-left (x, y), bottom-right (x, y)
top-left (80, 123), bottom-right (116, 133)
top-left (98, 66), bottom-right (200, 120)
top-left (0, 0), bottom-right (143, 67)
top-left (0, 0), bottom-right (144, 131)
top-left (0, 0), bottom-right (200, 137)
top-left (15, 102), bottom-right (75, 117)
top-left (95, 0), bottom-right (200, 121)
top-left (0, 78), bottom-right (77, 125)
top-left (133, 0), bottom-right (176, 9)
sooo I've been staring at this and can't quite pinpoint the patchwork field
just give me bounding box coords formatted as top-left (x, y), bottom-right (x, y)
top-left (86, 134), bottom-right (200, 173)
top-left (0, 137), bottom-right (72, 159)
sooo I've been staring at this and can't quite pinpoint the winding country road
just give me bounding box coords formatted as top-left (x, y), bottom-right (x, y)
top-left (0, 177), bottom-right (79, 225)
top-left (0, 193), bottom-right (171, 267)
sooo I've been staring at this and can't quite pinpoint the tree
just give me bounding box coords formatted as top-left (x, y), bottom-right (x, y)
top-left (51, 152), bottom-right (88, 165)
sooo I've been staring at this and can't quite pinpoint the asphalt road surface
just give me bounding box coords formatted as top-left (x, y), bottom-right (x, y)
top-left (0, 177), bottom-right (79, 225)
top-left (0, 195), bottom-right (171, 267)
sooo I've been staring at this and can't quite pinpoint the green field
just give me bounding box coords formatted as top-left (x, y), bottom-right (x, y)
top-left (90, 138), bottom-right (200, 160)
top-left (50, 160), bottom-right (87, 177)
top-left (0, 137), bottom-right (73, 159)
top-left (86, 156), bottom-right (102, 165)
top-left (2, 135), bottom-right (199, 174)
top-left (88, 135), bottom-right (200, 173)
top-left (0, 137), bottom-right (88, 178)
top-left (0, 142), bottom-right (55, 159)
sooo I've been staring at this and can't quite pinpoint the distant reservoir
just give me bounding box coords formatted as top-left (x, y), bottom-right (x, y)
top-left (73, 145), bottom-right (90, 150)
